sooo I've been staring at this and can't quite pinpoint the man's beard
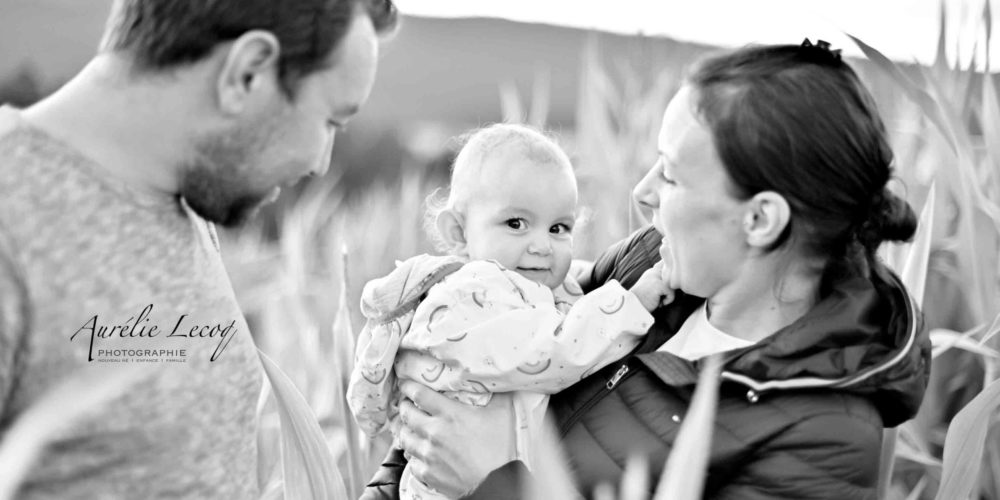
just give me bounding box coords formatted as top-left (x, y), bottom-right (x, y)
top-left (180, 120), bottom-right (279, 228)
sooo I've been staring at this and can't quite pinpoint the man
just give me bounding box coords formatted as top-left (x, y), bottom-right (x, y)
top-left (0, 0), bottom-right (396, 497)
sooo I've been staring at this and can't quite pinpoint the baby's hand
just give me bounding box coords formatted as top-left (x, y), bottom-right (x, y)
top-left (630, 261), bottom-right (675, 312)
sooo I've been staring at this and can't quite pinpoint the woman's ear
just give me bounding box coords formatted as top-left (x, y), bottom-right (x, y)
top-left (743, 191), bottom-right (791, 249)
top-left (436, 209), bottom-right (469, 255)
top-left (216, 30), bottom-right (281, 115)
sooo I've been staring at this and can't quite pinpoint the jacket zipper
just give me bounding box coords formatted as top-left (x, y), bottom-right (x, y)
top-left (560, 358), bottom-right (639, 437)
top-left (606, 365), bottom-right (630, 389)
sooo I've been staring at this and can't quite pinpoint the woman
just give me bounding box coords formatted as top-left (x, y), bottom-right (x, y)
top-left (384, 40), bottom-right (931, 499)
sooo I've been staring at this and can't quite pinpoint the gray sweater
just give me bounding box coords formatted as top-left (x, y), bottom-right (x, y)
top-left (0, 107), bottom-right (262, 499)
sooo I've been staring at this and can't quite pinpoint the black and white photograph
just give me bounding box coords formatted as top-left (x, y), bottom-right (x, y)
top-left (0, 0), bottom-right (998, 499)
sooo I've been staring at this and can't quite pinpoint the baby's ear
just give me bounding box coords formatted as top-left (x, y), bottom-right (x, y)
top-left (436, 209), bottom-right (468, 255)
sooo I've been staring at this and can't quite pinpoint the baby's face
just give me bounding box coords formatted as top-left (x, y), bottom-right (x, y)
top-left (461, 154), bottom-right (577, 289)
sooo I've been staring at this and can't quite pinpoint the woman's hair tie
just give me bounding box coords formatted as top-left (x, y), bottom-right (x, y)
top-left (800, 38), bottom-right (843, 63)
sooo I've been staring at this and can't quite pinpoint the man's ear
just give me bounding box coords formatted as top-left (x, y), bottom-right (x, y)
top-left (436, 208), bottom-right (468, 255)
top-left (743, 191), bottom-right (791, 249)
top-left (216, 30), bottom-right (281, 115)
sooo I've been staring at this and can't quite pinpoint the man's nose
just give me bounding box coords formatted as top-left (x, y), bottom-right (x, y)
top-left (312, 132), bottom-right (336, 176)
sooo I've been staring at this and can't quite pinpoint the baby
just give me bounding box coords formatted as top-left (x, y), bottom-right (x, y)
top-left (347, 124), bottom-right (669, 500)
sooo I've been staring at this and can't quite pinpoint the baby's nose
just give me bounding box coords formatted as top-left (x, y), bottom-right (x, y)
top-left (527, 236), bottom-right (553, 255)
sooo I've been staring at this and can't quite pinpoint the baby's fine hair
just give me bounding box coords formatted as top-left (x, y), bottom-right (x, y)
top-left (424, 123), bottom-right (573, 252)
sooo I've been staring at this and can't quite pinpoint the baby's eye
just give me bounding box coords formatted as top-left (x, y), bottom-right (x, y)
top-left (505, 218), bottom-right (526, 230)
top-left (550, 223), bottom-right (572, 235)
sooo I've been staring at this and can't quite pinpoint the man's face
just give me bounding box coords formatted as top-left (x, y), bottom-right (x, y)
top-left (182, 11), bottom-right (379, 227)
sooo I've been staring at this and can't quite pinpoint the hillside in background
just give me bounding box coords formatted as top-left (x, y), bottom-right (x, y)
top-left (0, 4), bottom-right (718, 188)
top-left (0, 3), bottom-right (712, 126)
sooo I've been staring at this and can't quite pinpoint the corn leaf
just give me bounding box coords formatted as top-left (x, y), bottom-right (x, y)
top-left (979, 310), bottom-right (1000, 346)
top-left (847, 34), bottom-right (959, 155)
top-left (899, 182), bottom-right (936, 304)
top-left (258, 349), bottom-right (348, 500)
top-left (330, 244), bottom-right (366, 499)
top-left (879, 182), bottom-right (936, 498)
top-left (529, 64), bottom-right (551, 129)
top-left (619, 454), bottom-right (650, 500)
top-left (935, 376), bottom-right (1000, 500)
top-left (500, 80), bottom-right (525, 124)
top-left (894, 436), bottom-right (943, 469)
top-left (524, 415), bottom-right (582, 500)
top-left (931, 329), bottom-right (1000, 359)
top-left (653, 354), bottom-right (722, 500)
top-left (905, 477), bottom-right (929, 500)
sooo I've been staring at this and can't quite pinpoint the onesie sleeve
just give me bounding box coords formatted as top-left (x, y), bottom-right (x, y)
top-left (346, 282), bottom-right (404, 436)
top-left (396, 261), bottom-right (652, 395)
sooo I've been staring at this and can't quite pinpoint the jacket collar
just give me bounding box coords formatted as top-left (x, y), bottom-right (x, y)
top-left (635, 264), bottom-right (930, 427)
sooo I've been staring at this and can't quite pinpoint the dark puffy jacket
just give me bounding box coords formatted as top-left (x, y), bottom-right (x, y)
top-left (364, 226), bottom-right (931, 500)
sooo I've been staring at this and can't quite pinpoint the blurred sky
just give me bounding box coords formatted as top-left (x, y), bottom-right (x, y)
top-left (395, 0), bottom-right (999, 69)
top-left (1, 0), bottom-right (997, 82)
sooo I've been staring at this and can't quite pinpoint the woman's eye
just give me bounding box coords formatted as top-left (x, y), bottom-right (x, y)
top-left (659, 157), bottom-right (677, 185)
top-left (661, 168), bottom-right (677, 185)
top-left (506, 218), bottom-right (525, 230)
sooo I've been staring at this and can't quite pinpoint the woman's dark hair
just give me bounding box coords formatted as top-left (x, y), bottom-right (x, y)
top-left (100, 0), bottom-right (398, 98)
top-left (687, 40), bottom-right (917, 285)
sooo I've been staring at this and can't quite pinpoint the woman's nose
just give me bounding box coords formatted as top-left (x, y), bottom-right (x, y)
top-left (632, 162), bottom-right (660, 214)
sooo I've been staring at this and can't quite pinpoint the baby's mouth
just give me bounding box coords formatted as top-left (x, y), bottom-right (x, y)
top-left (517, 266), bottom-right (549, 273)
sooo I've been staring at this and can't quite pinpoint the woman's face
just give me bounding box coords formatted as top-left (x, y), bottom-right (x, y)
top-left (632, 86), bottom-right (749, 298)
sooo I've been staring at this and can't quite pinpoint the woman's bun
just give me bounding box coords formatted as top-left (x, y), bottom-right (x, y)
top-left (858, 189), bottom-right (917, 251)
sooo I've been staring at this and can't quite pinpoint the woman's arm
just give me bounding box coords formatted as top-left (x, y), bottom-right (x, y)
top-left (396, 380), bottom-right (520, 498)
top-left (579, 226), bottom-right (661, 293)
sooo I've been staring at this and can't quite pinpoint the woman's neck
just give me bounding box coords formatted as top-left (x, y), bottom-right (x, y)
top-left (705, 256), bottom-right (823, 343)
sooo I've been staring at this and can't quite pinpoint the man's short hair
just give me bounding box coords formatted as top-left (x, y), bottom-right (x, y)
top-left (99, 0), bottom-right (397, 96)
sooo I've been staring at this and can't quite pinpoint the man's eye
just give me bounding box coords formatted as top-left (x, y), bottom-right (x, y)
top-left (506, 218), bottom-right (525, 230)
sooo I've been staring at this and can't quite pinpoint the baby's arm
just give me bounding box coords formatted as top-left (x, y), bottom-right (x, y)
top-left (629, 260), bottom-right (675, 311)
top-left (398, 261), bottom-right (653, 395)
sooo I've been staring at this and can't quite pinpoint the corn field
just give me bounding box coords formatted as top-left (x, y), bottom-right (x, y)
top-left (2, 2), bottom-right (1000, 500)
top-left (219, 6), bottom-right (1000, 499)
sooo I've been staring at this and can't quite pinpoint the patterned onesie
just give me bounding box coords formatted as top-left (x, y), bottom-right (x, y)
top-left (347, 254), bottom-right (653, 500)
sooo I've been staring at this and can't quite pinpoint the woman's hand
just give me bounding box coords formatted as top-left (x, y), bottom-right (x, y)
top-left (397, 380), bottom-right (517, 497)
top-left (629, 261), bottom-right (675, 311)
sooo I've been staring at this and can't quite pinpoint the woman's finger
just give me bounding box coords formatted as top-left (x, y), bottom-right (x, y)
top-left (399, 380), bottom-right (453, 416)
top-left (398, 424), bottom-right (427, 461)
top-left (398, 397), bottom-right (433, 437)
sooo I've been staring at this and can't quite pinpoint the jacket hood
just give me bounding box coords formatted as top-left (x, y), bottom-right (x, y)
top-left (715, 264), bottom-right (930, 426)
top-left (616, 223), bottom-right (931, 428)
top-left (360, 254), bottom-right (465, 323)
